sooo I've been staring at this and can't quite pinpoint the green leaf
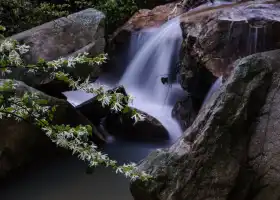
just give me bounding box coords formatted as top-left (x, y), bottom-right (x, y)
top-left (36, 99), bottom-right (48, 105)
top-left (122, 106), bottom-right (130, 114)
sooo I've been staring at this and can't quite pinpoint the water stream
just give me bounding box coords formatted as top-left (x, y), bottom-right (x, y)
top-left (0, 16), bottom-right (186, 200)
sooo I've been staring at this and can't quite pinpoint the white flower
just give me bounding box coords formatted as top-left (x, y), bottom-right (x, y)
top-left (67, 56), bottom-right (76, 68)
top-left (16, 44), bottom-right (30, 54)
top-left (9, 50), bottom-right (22, 66)
top-left (69, 143), bottom-right (82, 154)
top-left (89, 160), bottom-right (99, 167)
top-left (42, 127), bottom-right (52, 137)
top-left (90, 143), bottom-right (97, 149)
top-left (55, 137), bottom-right (69, 148)
top-left (116, 167), bottom-right (123, 174)
top-left (49, 58), bottom-right (65, 69)
top-left (114, 92), bottom-right (124, 102)
top-left (78, 150), bottom-right (89, 161)
top-left (129, 163), bottom-right (137, 167)
top-left (99, 93), bottom-right (111, 107)
top-left (125, 171), bottom-right (132, 178)
top-left (131, 113), bottom-right (145, 124)
top-left (63, 131), bottom-right (74, 139)
top-left (127, 94), bottom-right (134, 104)
top-left (111, 101), bottom-right (123, 112)
top-left (1, 40), bottom-right (14, 52)
top-left (131, 175), bottom-right (139, 181)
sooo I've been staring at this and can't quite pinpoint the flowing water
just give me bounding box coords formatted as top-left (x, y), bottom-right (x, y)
top-left (0, 17), bottom-right (186, 200)
top-left (118, 17), bottom-right (185, 140)
top-left (202, 76), bottom-right (223, 107)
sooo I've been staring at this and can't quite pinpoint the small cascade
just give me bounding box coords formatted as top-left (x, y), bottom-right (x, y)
top-left (202, 76), bottom-right (223, 107)
top-left (119, 17), bottom-right (183, 105)
top-left (116, 17), bottom-right (185, 139)
top-left (247, 21), bottom-right (268, 55)
top-left (228, 21), bottom-right (234, 41)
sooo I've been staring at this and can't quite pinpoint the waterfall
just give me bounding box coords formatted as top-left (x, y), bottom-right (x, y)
top-left (117, 17), bottom-right (186, 139)
top-left (247, 22), bottom-right (268, 55)
top-left (64, 17), bottom-right (186, 141)
top-left (202, 76), bottom-right (223, 106)
top-left (119, 17), bottom-right (183, 105)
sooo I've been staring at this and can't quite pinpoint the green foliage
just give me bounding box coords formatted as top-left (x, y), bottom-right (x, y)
top-left (0, 26), bottom-right (150, 181)
top-left (95, 0), bottom-right (138, 33)
top-left (0, 0), bottom-right (70, 36)
top-left (0, 0), bottom-right (138, 36)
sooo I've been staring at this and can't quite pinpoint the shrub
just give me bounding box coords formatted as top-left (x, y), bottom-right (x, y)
top-left (0, 0), bottom-right (139, 36)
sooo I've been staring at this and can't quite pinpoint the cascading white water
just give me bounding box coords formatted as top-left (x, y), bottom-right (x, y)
top-left (64, 17), bottom-right (186, 141)
top-left (116, 17), bottom-right (185, 140)
top-left (119, 17), bottom-right (182, 104)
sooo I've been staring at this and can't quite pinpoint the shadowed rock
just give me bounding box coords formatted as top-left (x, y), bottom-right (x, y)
top-left (76, 86), bottom-right (128, 125)
top-left (77, 85), bottom-right (169, 142)
top-left (172, 96), bottom-right (197, 130)
top-left (179, 0), bottom-right (280, 105)
top-left (247, 51), bottom-right (280, 200)
top-left (105, 108), bottom-right (170, 143)
top-left (0, 79), bottom-right (106, 179)
top-left (130, 50), bottom-right (280, 200)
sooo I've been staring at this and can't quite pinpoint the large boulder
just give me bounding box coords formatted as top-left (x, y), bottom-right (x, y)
top-left (2, 8), bottom-right (106, 98)
top-left (76, 85), bottom-right (169, 142)
top-left (130, 50), bottom-right (280, 200)
top-left (0, 79), bottom-right (105, 179)
top-left (247, 51), bottom-right (280, 200)
top-left (76, 85), bottom-right (127, 125)
top-left (12, 8), bottom-right (105, 65)
top-left (179, 0), bottom-right (280, 104)
top-left (105, 108), bottom-right (169, 142)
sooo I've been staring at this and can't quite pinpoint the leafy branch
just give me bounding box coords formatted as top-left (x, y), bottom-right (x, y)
top-left (0, 26), bottom-right (150, 181)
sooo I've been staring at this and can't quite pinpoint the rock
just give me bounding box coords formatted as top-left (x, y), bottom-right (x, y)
top-left (76, 85), bottom-right (127, 125)
top-left (76, 85), bottom-right (169, 142)
top-left (247, 50), bottom-right (280, 200)
top-left (0, 79), bottom-right (106, 179)
top-left (3, 8), bottom-right (106, 98)
top-left (105, 108), bottom-right (169, 142)
top-left (130, 50), bottom-right (277, 200)
top-left (107, 1), bottom-right (182, 68)
top-left (179, 0), bottom-right (280, 103)
top-left (172, 95), bottom-right (197, 130)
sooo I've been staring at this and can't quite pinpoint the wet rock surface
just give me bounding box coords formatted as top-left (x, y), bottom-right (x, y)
top-left (107, 1), bottom-right (182, 70)
top-left (130, 50), bottom-right (280, 200)
top-left (77, 85), bottom-right (169, 142)
top-left (179, 0), bottom-right (280, 103)
top-left (76, 85), bottom-right (127, 125)
top-left (105, 108), bottom-right (169, 142)
top-left (0, 79), bottom-right (105, 179)
top-left (172, 96), bottom-right (197, 130)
